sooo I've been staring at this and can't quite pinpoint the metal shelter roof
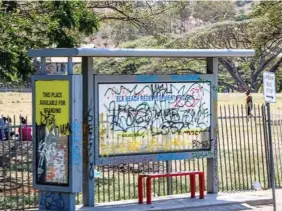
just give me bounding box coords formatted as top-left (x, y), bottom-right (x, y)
top-left (28, 48), bottom-right (255, 58)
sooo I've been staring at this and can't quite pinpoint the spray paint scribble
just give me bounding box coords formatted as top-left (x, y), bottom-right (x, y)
top-left (101, 82), bottom-right (211, 136)
top-left (98, 82), bottom-right (212, 156)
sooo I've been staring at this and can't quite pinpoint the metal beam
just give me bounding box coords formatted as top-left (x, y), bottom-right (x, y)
top-left (28, 48), bottom-right (255, 58)
top-left (82, 57), bottom-right (95, 206)
top-left (67, 57), bottom-right (73, 75)
top-left (40, 57), bottom-right (46, 74)
top-left (206, 57), bottom-right (219, 193)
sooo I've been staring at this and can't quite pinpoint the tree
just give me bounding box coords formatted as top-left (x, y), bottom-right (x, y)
top-left (88, 1), bottom-right (237, 47)
top-left (168, 19), bottom-right (282, 92)
top-left (250, 1), bottom-right (282, 47)
top-left (0, 1), bottom-right (99, 86)
top-left (192, 1), bottom-right (236, 23)
top-left (94, 16), bottom-right (282, 93)
top-left (94, 35), bottom-right (171, 75)
top-left (88, 1), bottom-right (177, 37)
top-left (250, 1), bottom-right (282, 92)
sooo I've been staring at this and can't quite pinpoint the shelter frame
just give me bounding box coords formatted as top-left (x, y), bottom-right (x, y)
top-left (28, 48), bottom-right (255, 208)
top-left (94, 74), bottom-right (216, 165)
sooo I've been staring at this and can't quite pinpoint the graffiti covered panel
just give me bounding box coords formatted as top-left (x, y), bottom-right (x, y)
top-left (35, 80), bottom-right (70, 185)
top-left (98, 82), bottom-right (211, 157)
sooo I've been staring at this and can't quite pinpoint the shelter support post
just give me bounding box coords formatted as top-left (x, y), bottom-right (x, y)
top-left (82, 57), bottom-right (95, 206)
top-left (68, 57), bottom-right (73, 74)
top-left (206, 57), bottom-right (219, 193)
top-left (40, 57), bottom-right (46, 75)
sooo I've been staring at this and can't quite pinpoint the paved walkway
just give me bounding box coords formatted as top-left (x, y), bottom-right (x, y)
top-left (27, 189), bottom-right (281, 211)
top-left (177, 204), bottom-right (261, 211)
top-left (178, 203), bottom-right (281, 211)
top-left (77, 189), bottom-right (282, 211)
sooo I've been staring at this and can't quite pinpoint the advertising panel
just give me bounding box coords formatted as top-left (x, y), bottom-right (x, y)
top-left (94, 74), bottom-right (216, 165)
top-left (35, 80), bottom-right (70, 185)
top-left (98, 82), bottom-right (211, 157)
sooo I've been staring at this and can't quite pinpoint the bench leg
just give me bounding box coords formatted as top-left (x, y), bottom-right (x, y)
top-left (138, 176), bottom-right (144, 204)
top-left (190, 174), bottom-right (196, 199)
top-left (146, 177), bottom-right (152, 204)
top-left (199, 173), bottom-right (205, 199)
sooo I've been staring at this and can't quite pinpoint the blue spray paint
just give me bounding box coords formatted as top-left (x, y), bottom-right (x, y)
top-left (39, 192), bottom-right (65, 211)
top-left (71, 122), bottom-right (82, 166)
top-left (157, 153), bottom-right (187, 161)
top-left (171, 74), bottom-right (199, 81)
top-left (136, 75), bottom-right (158, 82)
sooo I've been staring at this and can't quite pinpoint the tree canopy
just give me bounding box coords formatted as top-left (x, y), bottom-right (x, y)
top-left (1, 0), bottom-right (282, 92)
top-left (93, 1), bottom-right (282, 93)
top-left (0, 0), bottom-right (99, 86)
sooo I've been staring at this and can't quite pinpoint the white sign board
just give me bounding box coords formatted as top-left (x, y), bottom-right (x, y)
top-left (263, 72), bottom-right (276, 103)
top-left (98, 82), bottom-right (211, 156)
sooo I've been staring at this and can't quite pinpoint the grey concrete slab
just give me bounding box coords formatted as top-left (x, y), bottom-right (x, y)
top-left (26, 189), bottom-right (282, 211)
top-left (76, 190), bottom-right (274, 211)
top-left (176, 203), bottom-right (257, 211)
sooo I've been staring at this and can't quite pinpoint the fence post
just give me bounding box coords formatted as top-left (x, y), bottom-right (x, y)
top-left (166, 161), bottom-right (172, 195)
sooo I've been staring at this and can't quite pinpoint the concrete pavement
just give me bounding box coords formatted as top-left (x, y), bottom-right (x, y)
top-left (176, 203), bottom-right (273, 211)
top-left (76, 189), bottom-right (282, 211)
top-left (26, 189), bottom-right (282, 211)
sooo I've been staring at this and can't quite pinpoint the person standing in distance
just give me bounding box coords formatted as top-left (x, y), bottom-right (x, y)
top-left (246, 90), bottom-right (253, 121)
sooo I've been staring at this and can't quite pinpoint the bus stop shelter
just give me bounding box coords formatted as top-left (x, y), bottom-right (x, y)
top-left (28, 48), bottom-right (255, 211)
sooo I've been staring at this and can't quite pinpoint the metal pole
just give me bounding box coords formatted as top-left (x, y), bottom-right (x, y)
top-left (82, 57), bottom-right (95, 206)
top-left (40, 57), bottom-right (46, 75)
top-left (206, 57), bottom-right (219, 193)
top-left (166, 161), bottom-right (172, 195)
top-left (67, 57), bottom-right (73, 75)
top-left (266, 102), bottom-right (276, 211)
top-left (262, 105), bottom-right (271, 188)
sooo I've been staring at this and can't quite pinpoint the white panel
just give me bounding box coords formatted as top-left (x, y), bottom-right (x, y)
top-left (98, 82), bottom-right (211, 156)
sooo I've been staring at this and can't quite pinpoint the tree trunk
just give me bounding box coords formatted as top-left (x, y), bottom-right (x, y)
top-left (278, 80), bottom-right (282, 93)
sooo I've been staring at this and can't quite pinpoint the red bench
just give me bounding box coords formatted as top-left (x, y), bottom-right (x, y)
top-left (138, 171), bottom-right (205, 204)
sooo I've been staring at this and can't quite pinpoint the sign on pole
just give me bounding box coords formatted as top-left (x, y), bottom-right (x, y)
top-left (263, 71), bottom-right (277, 211)
top-left (263, 72), bottom-right (276, 103)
